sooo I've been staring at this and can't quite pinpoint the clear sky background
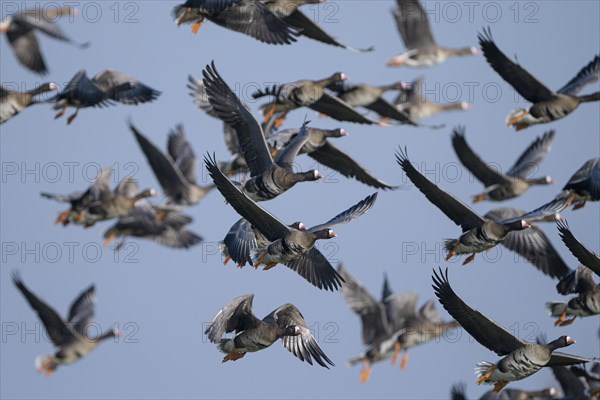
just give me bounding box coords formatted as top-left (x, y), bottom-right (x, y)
top-left (1, 1), bottom-right (599, 399)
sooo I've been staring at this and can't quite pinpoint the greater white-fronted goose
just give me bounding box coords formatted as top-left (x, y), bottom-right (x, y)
top-left (522, 157), bottom-right (600, 221)
top-left (479, 28), bottom-right (600, 130)
top-left (52, 69), bottom-right (161, 124)
top-left (432, 268), bottom-right (594, 393)
top-left (264, 0), bottom-right (373, 52)
top-left (42, 168), bottom-right (156, 227)
top-left (452, 128), bottom-right (555, 202)
top-left (1, 82), bottom-right (58, 124)
top-left (41, 168), bottom-right (113, 226)
top-left (327, 80), bottom-right (415, 124)
top-left (387, 0), bottom-right (478, 67)
top-left (252, 72), bottom-right (377, 126)
top-left (0, 6), bottom-right (89, 74)
top-left (81, 176), bottom-right (157, 226)
top-left (339, 266), bottom-right (457, 382)
top-left (205, 153), bottom-right (377, 290)
top-left (205, 294), bottom-right (334, 367)
top-left (12, 271), bottom-right (119, 376)
top-left (103, 201), bottom-right (202, 250)
top-left (547, 220), bottom-right (600, 327)
top-left (203, 62), bottom-right (323, 202)
top-left (267, 126), bottom-right (398, 190)
top-left (450, 383), bottom-right (558, 400)
top-left (220, 218), bottom-right (306, 267)
top-left (396, 148), bottom-right (531, 265)
top-left (484, 208), bottom-right (571, 280)
top-left (339, 266), bottom-right (405, 382)
top-left (560, 158), bottom-right (600, 210)
top-left (394, 76), bottom-right (469, 122)
top-left (129, 122), bottom-right (214, 206)
top-left (173, 0), bottom-right (299, 44)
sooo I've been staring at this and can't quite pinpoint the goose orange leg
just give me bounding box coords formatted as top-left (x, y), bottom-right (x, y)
top-left (55, 209), bottom-right (70, 225)
top-left (557, 315), bottom-right (577, 327)
top-left (391, 342), bottom-right (401, 365)
top-left (222, 352), bottom-right (246, 362)
top-left (445, 243), bottom-right (459, 261)
top-left (463, 253), bottom-right (476, 265)
top-left (263, 103), bottom-right (277, 123)
top-left (472, 194), bottom-right (486, 203)
top-left (493, 381), bottom-right (509, 392)
top-left (358, 360), bottom-right (372, 383)
top-left (66, 108), bottom-right (79, 124)
top-left (507, 110), bottom-right (528, 126)
top-left (273, 112), bottom-right (288, 128)
top-left (263, 262), bottom-right (277, 271)
top-left (476, 364), bottom-right (496, 385)
top-left (554, 307), bottom-right (568, 327)
top-left (54, 106), bottom-right (66, 119)
top-left (103, 232), bottom-right (117, 248)
top-left (191, 19), bottom-right (203, 34)
top-left (400, 351), bottom-right (409, 370)
top-left (223, 255), bottom-right (231, 265)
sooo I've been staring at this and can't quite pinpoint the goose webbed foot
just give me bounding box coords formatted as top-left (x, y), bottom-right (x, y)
top-left (191, 19), bottom-right (203, 34)
top-left (358, 360), bottom-right (371, 383)
top-left (463, 253), bottom-right (476, 265)
top-left (222, 351), bottom-right (245, 362)
top-left (493, 381), bottom-right (509, 392)
top-left (476, 364), bottom-right (496, 385)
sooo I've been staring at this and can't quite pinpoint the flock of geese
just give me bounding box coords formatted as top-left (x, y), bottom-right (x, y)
top-left (2, 0), bottom-right (599, 398)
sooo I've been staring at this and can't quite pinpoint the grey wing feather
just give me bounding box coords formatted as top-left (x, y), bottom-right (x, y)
top-left (93, 70), bottom-right (160, 104)
top-left (432, 268), bottom-right (526, 356)
top-left (396, 147), bottom-right (484, 232)
top-left (284, 9), bottom-right (373, 52)
top-left (338, 265), bottom-right (389, 345)
top-left (547, 352), bottom-right (597, 367)
top-left (129, 122), bottom-right (189, 201)
top-left (384, 292), bottom-right (419, 331)
top-left (557, 220), bottom-right (600, 277)
top-left (284, 248), bottom-right (344, 292)
top-left (309, 192), bottom-right (377, 232)
top-left (187, 75), bottom-right (218, 118)
top-left (187, 75), bottom-right (244, 155)
top-left (506, 130), bottom-right (555, 179)
top-left (451, 126), bottom-right (509, 186)
top-left (222, 218), bottom-right (257, 266)
top-left (209, 1), bottom-right (298, 45)
top-left (309, 93), bottom-right (377, 125)
top-left (167, 125), bottom-right (197, 184)
top-left (309, 142), bottom-right (397, 190)
top-left (202, 62), bottom-right (274, 176)
top-left (67, 285), bottom-right (96, 336)
top-left (393, 0), bottom-right (436, 50)
top-left (365, 97), bottom-right (414, 124)
top-left (557, 55), bottom-right (600, 95)
top-left (150, 226), bottom-right (202, 249)
top-left (6, 28), bottom-right (47, 74)
top-left (269, 303), bottom-right (334, 368)
top-left (274, 121), bottom-right (310, 168)
top-left (204, 294), bottom-right (258, 342)
top-left (485, 208), bottom-right (570, 279)
top-left (478, 28), bottom-right (554, 103)
top-left (12, 271), bottom-right (75, 346)
top-left (204, 153), bottom-right (290, 241)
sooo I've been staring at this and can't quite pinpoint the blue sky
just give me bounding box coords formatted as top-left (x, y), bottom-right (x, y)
top-left (1, 1), bottom-right (599, 398)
